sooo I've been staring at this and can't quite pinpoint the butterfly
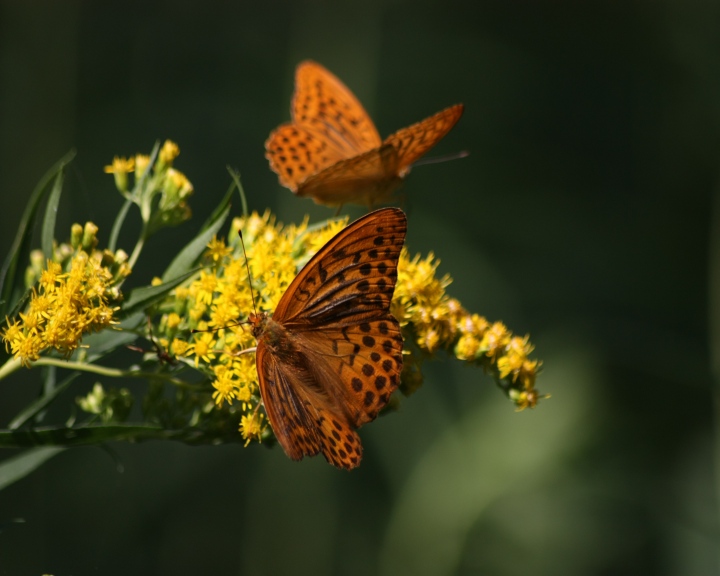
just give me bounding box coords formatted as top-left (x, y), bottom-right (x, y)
top-left (265, 60), bottom-right (464, 209)
top-left (247, 207), bottom-right (407, 469)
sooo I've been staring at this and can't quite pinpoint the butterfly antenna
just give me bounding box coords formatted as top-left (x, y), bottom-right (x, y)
top-left (413, 150), bottom-right (469, 167)
top-left (238, 229), bottom-right (259, 316)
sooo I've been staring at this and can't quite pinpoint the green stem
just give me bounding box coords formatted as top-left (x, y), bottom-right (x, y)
top-left (127, 227), bottom-right (147, 271)
top-left (0, 357), bottom-right (22, 381)
top-left (30, 357), bottom-right (202, 389)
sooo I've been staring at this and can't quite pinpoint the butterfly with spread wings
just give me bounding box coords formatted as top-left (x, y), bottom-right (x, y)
top-left (265, 61), bottom-right (464, 209)
top-left (248, 208), bottom-right (407, 469)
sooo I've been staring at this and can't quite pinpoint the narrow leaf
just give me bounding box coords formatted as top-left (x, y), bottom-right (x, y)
top-left (226, 167), bottom-right (248, 218)
top-left (8, 378), bottom-right (75, 430)
top-left (41, 168), bottom-right (66, 260)
top-left (0, 447), bottom-right (65, 490)
top-left (0, 149), bottom-right (76, 318)
top-left (120, 269), bottom-right (198, 318)
top-left (0, 425), bottom-right (164, 447)
top-left (201, 175), bottom-right (236, 233)
top-left (161, 206), bottom-right (229, 282)
top-left (79, 311), bottom-right (145, 361)
top-left (108, 198), bottom-right (133, 253)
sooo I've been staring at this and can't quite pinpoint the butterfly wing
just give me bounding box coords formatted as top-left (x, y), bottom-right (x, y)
top-left (274, 207), bottom-right (406, 324)
top-left (265, 124), bottom-right (350, 192)
top-left (265, 61), bottom-right (384, 198)
top-left (256, 341), bottom-right (364, 469)
top-left (294, 144), bottom-right (402, 207)
top-left (383, 103), bottom-right (464, 175)
top-left (293, 60), bottom-right (382, 156)
top-left (257, 208), bottom-right (407, 469)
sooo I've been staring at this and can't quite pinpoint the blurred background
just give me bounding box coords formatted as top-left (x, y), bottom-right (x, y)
top-left (1, 1), bottom-right (719, 574)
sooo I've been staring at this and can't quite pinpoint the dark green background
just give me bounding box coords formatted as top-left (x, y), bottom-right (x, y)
top-left (1, 2), bottom-right (719, 574)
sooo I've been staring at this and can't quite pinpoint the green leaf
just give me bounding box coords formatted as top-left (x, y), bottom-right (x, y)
top-left (119, 269), bottom-right (198, 318)
top-left (201, 174), bottom-right (236, 233)
top-left (41, 167), bottom-right (66, 260)
top-left (0, 149), bottom-right (76, 318)
top-left (0, 425), bottom-right (165, 447)
top-left (108, 198), bottom-right (133, 253)
top-left (8, 377), bottom-right (75, 430)
top-left (78, 312), bottom-right (145, 361)
top-left (0, 447), bottom-right (65, 490)
top-left (2, 284), bottom-right (34, 325)
top-left (226, 167), bottom-right (248, 218)
top-left (161, 205), bottom-right (230, 282)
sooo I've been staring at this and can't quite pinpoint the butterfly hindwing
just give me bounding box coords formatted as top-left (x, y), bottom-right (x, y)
top-left (256, 331), bottom-right (364, 470)
top-left (265, 123), bottom-right (349, 191)
top-left (296, 144), bottom-right (402, 207)
top-left (295, 318), bottom-right (404, 426)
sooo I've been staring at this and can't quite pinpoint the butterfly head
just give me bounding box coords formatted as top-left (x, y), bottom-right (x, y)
top-left (247, 311), bottom-right (269, 340)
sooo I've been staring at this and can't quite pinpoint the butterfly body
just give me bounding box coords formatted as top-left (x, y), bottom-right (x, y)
top-left (249, 208), bottom-right (407, 469)
top-left (266, 61), bottom-right (463, 208)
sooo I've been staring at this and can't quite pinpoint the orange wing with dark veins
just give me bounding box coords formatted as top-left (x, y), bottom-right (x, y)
top-left (293, 60), bottom-right (381, 156)
top-left (273, 208), bottom-right (406, 324)
top-left (254, 208), bottom-right (407, 470)
top-left (256, 342), bottom-right (364, 469)
top-left (265, 61), bottom-right (464, 208)
top-left (384, 103), bottom-right (465, 176)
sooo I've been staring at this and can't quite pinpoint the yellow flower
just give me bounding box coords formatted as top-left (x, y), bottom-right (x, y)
top-left (103, 156), bottom-right (135, 192)
top-left (185, 331), bottom-right (217, 367)
top-left (170, 337), bottom-right (189, 357)
top-left (239, 411), bottom-right (265, 446)
top-left (103, 156), bottom-right (135, 174)
top-left (159, 140), bottom-right (180, 165)
top-left (480, 322), bottom-right (511, 361)
top-left (206, 236), bottom-right (232, 265)
top-left (212, 368), bottom-right (237, 407)
top-left (135, 154), bottom-right (151, 177)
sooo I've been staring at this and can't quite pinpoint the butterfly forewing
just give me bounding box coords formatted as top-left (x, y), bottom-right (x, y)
top-left (384, 104), bottom-right (465, 175)
top-left (293, 61), bottom-right (381, 156)
top-left (255, 208), bottom-right (407, 470)
top-left (274, 208), bottom-right (406, 325)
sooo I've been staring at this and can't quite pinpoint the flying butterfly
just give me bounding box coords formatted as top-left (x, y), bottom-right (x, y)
top-left (265, 61), bottom-right (464, 208)
top-left (247, 207), bottom-right (407, 469)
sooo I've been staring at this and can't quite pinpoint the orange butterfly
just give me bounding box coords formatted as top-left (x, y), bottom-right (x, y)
top-left (265, 60), bottom-right (464, 208)
top-left (248, 208), bottom-right (406, 469)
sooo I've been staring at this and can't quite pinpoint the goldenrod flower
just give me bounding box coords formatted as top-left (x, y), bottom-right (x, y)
top-left (2, 226), bottom-right (127, 367)
top-left (159, 139), bottom-right (180, 165)
top-left (151, 210), bottom-right (545, 450)
top-left (239, 411), bottom-right (266, 446)
top-left (185, 331), bottom-right (217, 367)
top-left (103, 156), bottom-right (135, 192)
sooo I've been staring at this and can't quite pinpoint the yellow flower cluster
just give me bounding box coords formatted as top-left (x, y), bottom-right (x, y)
top-left (156, 211), bottom-right (316, 444)
top-left (149, 211), bottom-right (544, 448)
top-left (2, 223), bottom-right (130, 366)
top-left (104, 140), bottom-right (193, 231)
top-left (393, 250), bottom-right (544, 410)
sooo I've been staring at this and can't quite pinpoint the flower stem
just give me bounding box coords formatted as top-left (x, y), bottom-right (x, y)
top-left (0, 357), bottom-right (22, 381)
top-left (31, 357), bottom-right (202, 389)
top-left (127, 228), bottom-right (147, 271)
